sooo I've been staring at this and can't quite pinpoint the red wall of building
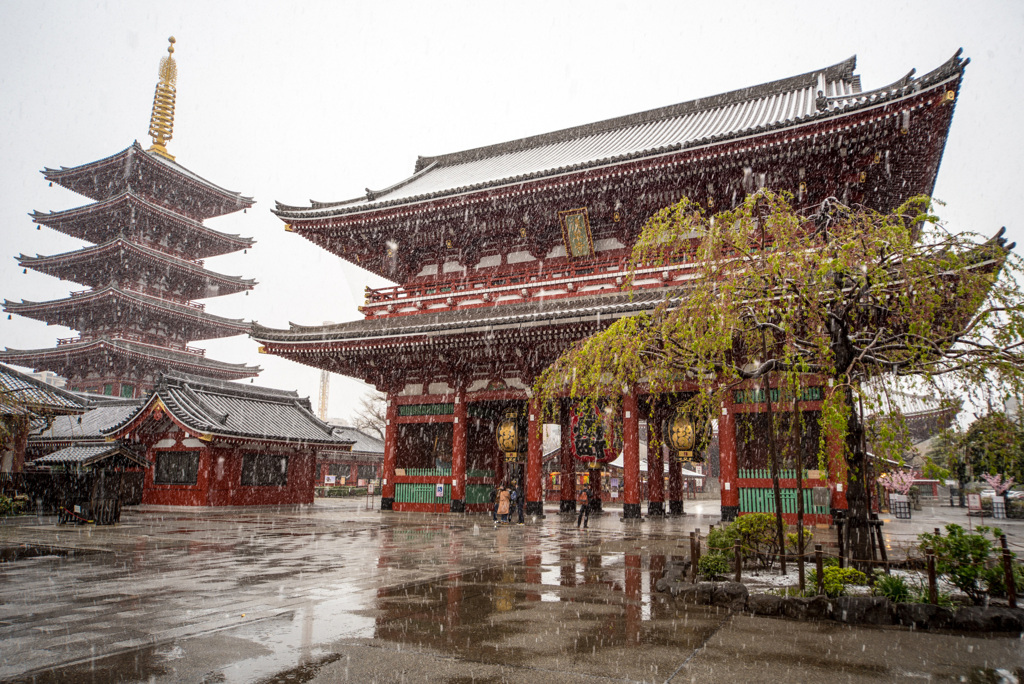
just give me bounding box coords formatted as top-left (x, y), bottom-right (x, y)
top-left (141, 438), bottom-right (316, 507)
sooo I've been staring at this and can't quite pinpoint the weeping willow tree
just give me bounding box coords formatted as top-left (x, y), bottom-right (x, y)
top-left (535, 190), bottom-right (1024, 566)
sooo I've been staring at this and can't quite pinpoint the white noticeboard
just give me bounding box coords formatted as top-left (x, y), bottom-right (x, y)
top-left (967, 493), bottom-right (982, 512)
top-left (436, 483), bottom-right (445, 498)
top-left (324, 475), bottom-right (336, 485)
top-left (367, 482), bottom-right (375, 495)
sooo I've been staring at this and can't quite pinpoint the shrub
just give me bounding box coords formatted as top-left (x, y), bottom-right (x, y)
top-left (807, 567), bottom-right (868, 597)
top-left (0, 494), bottom-right (26, 517)
top-left (727, 513), bottom-right (782, 570)
top-left (698, 552), bottom-right (731, 580)
top-left (985, 560), bottom-right (1024, 599)
top-left (786, 527), bottom-right (814, 556)
top-left (873, 573), bottom-right (912, 603)
top-left (918, 524), bottom-right (1005, 605)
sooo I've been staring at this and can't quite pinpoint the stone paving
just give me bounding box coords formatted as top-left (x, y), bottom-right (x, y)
top-left (0, 498), bottom-right (1021, 683)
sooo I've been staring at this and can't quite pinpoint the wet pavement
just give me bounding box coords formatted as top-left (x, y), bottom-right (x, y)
top-left (1, 499), bottom-right (1022, 683)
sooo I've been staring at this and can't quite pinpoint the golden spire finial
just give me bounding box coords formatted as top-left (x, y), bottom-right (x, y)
top-left (148, 36), bottom-right (177, 160)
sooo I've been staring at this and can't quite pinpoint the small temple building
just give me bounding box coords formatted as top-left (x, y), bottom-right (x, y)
top-left (317, 425), bottom-right (385, 486)
top-left (0, 362), bottom-right (87, 473)
top-left (1, 37), bottom-right (260, 397)
top-left (253, 52), bottom-right (968, 520)
top-left (100, 374), bottom-right (352, 507)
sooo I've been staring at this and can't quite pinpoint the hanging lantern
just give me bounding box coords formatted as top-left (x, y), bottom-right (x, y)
top-left (496, 409), bottom-right (525, 463)
top-left (665, 405), bottom-right (704, 464)
top-left (569, 403), bottom-right (620, 465)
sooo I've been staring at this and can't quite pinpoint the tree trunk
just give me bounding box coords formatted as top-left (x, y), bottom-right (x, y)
top-left (842, 386), bottom-right (872, 570)
top-left (764, 370), bottom-right (786, 574)
top-left (794, 395), bottom-right (805, 590)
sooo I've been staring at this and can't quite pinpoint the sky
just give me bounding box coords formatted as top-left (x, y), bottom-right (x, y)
top-left (0, 1), bottom-right (1021, 422)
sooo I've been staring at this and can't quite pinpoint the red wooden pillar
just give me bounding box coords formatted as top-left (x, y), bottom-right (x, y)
top-left (348, 463), bottom-right (358, 484)
top-left (590, 464), bottom-right (604, 513)
top-left (451, 388), bottom-right (467, 512)
top-left (648, 411), bottom-right (665, 516)
top-left (525, 396), bottom-right (543, 516)
top-left (559, 401), bottom-right (576, 513)
top-left (623, 392), bottom-right (642, 519)
top-left (381, 394), bottom-right (398, 510)
top-left (719, 396), bottom-right (739, 521)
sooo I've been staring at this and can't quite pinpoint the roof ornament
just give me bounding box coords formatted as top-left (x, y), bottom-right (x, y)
top-left (148, 37), bottom-right (177, 161)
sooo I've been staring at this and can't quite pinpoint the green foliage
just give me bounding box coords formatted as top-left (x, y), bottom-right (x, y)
top-left (964, 412), bottom-right (1024, 483)
top-left (918, 524), bottom-right (1007, 605)
top-left (0, 494), bottom-right (27, 517)
top-left (704, 513), bottom-right (781, 570)
top-left (873, 573), bottom-right (912, 603)
top-left (807, 566), bottom-right (869, 597)
top-left (535, 190), bottom-right (1024, 558)
top-left (985, 558), bottom-right (1024, 598)
top-left (697, 552), bottom-right (731, 580)
top-left (786, 527), bottom-right (814, 555)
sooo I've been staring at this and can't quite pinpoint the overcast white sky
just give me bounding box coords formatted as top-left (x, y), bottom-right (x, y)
top-left (0, 1), bottom-right (1021, 421)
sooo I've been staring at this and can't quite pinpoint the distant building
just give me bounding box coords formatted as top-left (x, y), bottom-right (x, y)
top-left (318, 423), bottom-right (385, 485)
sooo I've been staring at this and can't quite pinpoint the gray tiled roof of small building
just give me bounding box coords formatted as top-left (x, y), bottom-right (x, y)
top-left (275, 51), bottom-right (966, 220)
top-left (326, 425), bottom-right (385, 454)
top-left (33, 402), bottom-right (143, 441)
top-left (104, 374), bottom-right (353, 445)
top-left (0, 363), bottom-right (87, 414)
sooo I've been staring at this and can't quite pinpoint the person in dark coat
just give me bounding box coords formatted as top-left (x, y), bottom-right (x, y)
top-left (515, 480), bottom-right (525, 525)
top-left (490, 484), bottom-right (498, 522)
top-left (577, 486), bottom-right (592, 529)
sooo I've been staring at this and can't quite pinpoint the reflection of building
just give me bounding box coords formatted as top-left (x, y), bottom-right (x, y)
top-left (255, 53), bottom-right (967, 521)
top-left (2, 39), bottom-right (259, 396)
top-left (318, 425), bottom-right (385, 485)
top-left (101, 374), bottom-right (351, 506)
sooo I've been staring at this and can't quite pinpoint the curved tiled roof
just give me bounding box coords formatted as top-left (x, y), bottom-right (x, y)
top-left (33, 402), bottom-right (143, 442)
top-left (0, 337), bottom-right (261, 379)
top-left (275, 51), bottom-right (967, 220)
top-left (31, 190), bottom-right (254, 258)
top-left (0, 362), bottom-right (87, 415)
top-left (43, 142), bottom-right (255, 219)
top-left (31, 443), bottom-right (146, 468)
top-left (4, 285), bottom-right (252, 338)
top-left (104, 374), bottom-right (353, 446)
top-left (19, 238), bottom-right (257, 298)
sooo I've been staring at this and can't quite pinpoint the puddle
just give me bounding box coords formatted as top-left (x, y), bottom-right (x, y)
top-left (0, 544), bottom-right (103, 563)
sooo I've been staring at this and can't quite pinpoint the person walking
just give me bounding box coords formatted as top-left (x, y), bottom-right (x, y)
top-left (515, 480), bottom-right (525, 525)
top-left (490, 484), bottom-right (498, 522)
top-left (577, 485), bottom-right (591, 529)
top-left (497, 485), bottom-right (511, 524)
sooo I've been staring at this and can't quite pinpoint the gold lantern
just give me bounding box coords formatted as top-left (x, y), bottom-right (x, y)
top-left (497, 409), bottom-right (526, 463)
top-left (665, 406), bottom-right (703, 464)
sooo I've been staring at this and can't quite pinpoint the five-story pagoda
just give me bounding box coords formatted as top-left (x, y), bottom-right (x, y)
top-left (1, 38), bottom-right (260, 397)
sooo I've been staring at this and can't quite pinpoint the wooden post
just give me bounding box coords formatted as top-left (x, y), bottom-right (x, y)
top-left (926, 548), bottom-right (938, 605)
top-left (874, 520), bottom-right (889, 572)
top-left (689, 532), bottom-right (697, 582)
top-left (1002, 536), bottom-right (1017, 609)
top-left (798, 538), bottom-right (806, 593)
top-left (836, 516), bottom-right (845, 569)
top-left (814, 544), bottom-right (824, 595)
top-left (694, 529), bottom-right (702, 573)
top-left (734, 541), bottom-right (742, 583)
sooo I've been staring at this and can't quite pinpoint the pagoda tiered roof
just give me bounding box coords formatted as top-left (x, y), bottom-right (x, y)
top-left (31, 191), bottom-right (254, 259)
top-left (273, 52), bottom-right (967, 282)
top-left (43, 142), bottom-right (255, 221)
top-left (19, 239), bottom-right (257, 300)
top-left (4, 285), bottom-right (252, 341)
top-left (0, 337), bottom-right (261, 382)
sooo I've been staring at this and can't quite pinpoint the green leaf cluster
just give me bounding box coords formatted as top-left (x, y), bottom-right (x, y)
top-left (917, 524), bottom-right (1010, 605)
